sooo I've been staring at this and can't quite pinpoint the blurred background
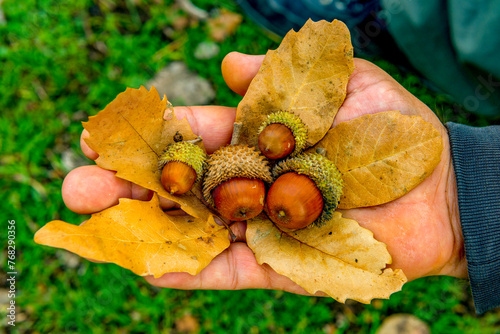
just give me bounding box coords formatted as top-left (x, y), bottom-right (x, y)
top-left (1, 0), bottom-right (499, 333)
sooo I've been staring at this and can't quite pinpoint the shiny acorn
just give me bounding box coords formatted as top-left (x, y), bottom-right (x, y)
top-left (161, 161), bottom-right (197, 195)
top-left (158, 141), bottom-right (207, 195)
top-left (257, 111), bottom-right (307, 159)
top-left (203, 145), bottom-right (272, 221)
top-left (212, 177), bottom-right (266, 221)
top-left (267, 153), bottom-right (343, 229)
top-left (266, 172), bottom-right (324, 229)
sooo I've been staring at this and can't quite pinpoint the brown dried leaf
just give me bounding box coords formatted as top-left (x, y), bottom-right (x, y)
top-left (207, 8), bottom-right (242, 42)
top-left (247, 213), bottom-right (407, 303)
top-left (83, 86), bottom-right (208, 218)
top-left (313, 111), bottom-right (443, 209)
top-left (35, 195), bottom-right (230, 277)
top-left (235, 19), bottom-right (354, 148)
top-left (175, 314), bottom-right (200, 334)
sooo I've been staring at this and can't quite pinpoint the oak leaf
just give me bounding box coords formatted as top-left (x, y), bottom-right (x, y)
top-left (34, 195), bottom-right (230, 277)
top-left (313, 111), bottom-right (443, 209)
top-left (83, 86), bottom-right (208, 218)
top-left (235, 19), bottom-right (354, 148)
top-left (246, 213), bottom-right (407, 303)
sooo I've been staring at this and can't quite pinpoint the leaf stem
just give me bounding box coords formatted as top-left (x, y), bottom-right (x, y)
top-left (185, 136), bottom-right (203, 144)
top-left (230, 122), bottom-right (242, 145)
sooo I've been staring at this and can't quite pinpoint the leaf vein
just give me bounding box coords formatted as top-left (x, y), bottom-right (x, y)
top-left (118, 113), bottom-right (159, 157)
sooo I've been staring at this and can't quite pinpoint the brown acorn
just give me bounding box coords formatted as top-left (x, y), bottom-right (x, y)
top-left (203, 145), bottom-right (272, 221)
top-left (266, 153), bottom-right (343, 229)
top-left (158, 141), bottom-right (207, 195)
top-left (212, 177), bottom-right (266, 221)
top-left (257, 111), bottom-right (307, 159)
top-left (161, 161), bottom-right (197, 195)
top-left (258, 123), bottom-right (295, 159)
top-left (266, 172), bottom-right (324, 229)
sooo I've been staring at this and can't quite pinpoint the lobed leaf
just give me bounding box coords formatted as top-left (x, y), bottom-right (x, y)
top-left (247, 213), bottom-right (407, 303)
top-left (35, 195), bottom-right (230, 277)
top-left (83, 86), bottom-right (209, 218)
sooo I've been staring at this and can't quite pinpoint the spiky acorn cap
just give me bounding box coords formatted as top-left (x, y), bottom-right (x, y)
top-left (158, 141), bottom-right (207, 182)
top-left (258, 111), bottom-right (308, 156)
top-left (272, 153), bottom-right (343, 224)
top-left (203, 145), bottom-right (272, 207)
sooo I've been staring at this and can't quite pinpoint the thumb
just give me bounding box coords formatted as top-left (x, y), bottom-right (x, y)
top-left (172, 106), bottom-right (235, 154)
top-left (222, 52), bottom-right (265, 96)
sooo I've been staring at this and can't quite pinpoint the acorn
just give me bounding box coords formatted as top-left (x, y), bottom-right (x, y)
top-left (158, 141), bottom-right (207, 195)
top-left (266, 153), bottom-right (343, 229)
top-left (203, 145), bottom-right (272, 221)
top-left (257, 111), bottom-right (307, 159)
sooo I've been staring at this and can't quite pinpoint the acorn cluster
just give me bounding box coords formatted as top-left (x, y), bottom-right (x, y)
top-left (159, 111), bottom-right (344, 230)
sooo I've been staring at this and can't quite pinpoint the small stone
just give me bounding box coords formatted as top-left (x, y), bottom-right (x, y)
top-left (0, 288), bottom-right (10, 305)
top-left (61, 150), bottom-right (88, 173)
top-left (56, 250), bottom-right (81, 269)
top-left (376, 314), bottom-right (430, 334)
top-left (194, 41), bottom-right (220, 60)
top-left (71, 110), bottom-right (88, 122)
top-left (146, 62), bottom-right (215, 106)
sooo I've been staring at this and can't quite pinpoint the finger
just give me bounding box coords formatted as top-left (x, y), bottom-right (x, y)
top-left (144, 242), bottom-right (322, 295)
top-left (62, 165), bottom-right (152, 214)
top-left (81, 129), bottom-right (98, 160)
top-left (159, 196), bottom-right (181, 211)
top-left (222, 52), bottom-right (265, 96)
top-left (172, 106), bottom-right (235, 153)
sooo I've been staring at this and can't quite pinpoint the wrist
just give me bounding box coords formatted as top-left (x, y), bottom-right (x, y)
top-left (443, 162), bottom-right (468, 279)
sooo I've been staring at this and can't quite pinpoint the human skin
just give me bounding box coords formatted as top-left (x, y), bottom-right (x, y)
top-left (62, 53), bottom-right (467, 295)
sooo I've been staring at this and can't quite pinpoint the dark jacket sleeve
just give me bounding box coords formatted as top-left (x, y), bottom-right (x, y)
top-left (446, 122), bottom-right (500, 314)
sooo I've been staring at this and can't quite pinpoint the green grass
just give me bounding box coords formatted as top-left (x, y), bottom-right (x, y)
top-left (1, 0), bottom-right (499, 333)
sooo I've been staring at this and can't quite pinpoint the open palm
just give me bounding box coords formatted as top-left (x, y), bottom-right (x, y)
top-left (62, 53), bottom-right (466, 294)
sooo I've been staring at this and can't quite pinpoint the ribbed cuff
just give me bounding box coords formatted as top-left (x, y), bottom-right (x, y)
top-left (446, 122), bottom-right (500, 314)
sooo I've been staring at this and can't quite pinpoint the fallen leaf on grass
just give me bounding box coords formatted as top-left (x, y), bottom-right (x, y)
top-left (207, 8), bottom-right (242, 42)
top-left (235, 19), bottom-right (354, 148)
top-left (313, 111), bottom-right (443, 209)
top-left (83, 86), bottom-right (208, 218)
top-left (246, 213), bottom-right (407, 303)
top-left (35, 195), bottom-right (230, 277)
top-left (175, 313), bottom-right (200, 334)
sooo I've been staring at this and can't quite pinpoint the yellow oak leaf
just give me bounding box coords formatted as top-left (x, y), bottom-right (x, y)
top-left (313, 111), bottom-right (443, 209)
top-left (83, 85), bottom-right (208, 218)
top-left (35, 195), bottom-right (230, 277)
top-left (247, 213), bottom-right (407, 303)
top-left (235, 19), bottom-right (354, 148)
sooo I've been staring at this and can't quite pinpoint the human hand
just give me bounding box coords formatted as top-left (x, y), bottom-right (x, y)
top-left (224, 53), bottom-right (466, 282)
top-left (62, 53), bottom-right (466, 295)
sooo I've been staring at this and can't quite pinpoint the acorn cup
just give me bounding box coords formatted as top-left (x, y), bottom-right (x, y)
top-left (158, 141), bottom-right (207, 195)
top-left (257, 111), bottom-right (308, 160)
top-left (203, 145), bottom-right (272, 221)
top-left (266, 153), bottom-right (343, 229)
